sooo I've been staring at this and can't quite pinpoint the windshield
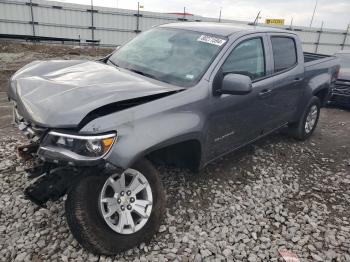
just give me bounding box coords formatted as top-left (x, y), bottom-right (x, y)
top-left (108, 28), bottom-right (227, 87)
top-left (335, 53), bottom-right (350, 68)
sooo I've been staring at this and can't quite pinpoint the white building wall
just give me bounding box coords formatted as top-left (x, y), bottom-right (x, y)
top-left (0, 0), bottom-right (349, 54)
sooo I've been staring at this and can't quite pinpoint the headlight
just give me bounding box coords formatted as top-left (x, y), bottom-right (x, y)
top-left (41, 131), bottom-right (116, 159)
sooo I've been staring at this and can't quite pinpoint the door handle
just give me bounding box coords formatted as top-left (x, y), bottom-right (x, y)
top-left (258, 89), bottom-right (272, 98)
top-left (293, 77), bottom-right (303, 82)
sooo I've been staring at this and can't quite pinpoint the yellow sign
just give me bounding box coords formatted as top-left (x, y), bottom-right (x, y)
top-left (265, 19), bottom-right (285, 25)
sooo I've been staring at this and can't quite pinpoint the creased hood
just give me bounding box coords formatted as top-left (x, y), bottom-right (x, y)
top-left (9, 60), bottom-right (184, 128)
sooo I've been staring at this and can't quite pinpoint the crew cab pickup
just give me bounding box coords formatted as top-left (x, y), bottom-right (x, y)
top-left (7, 22), bottom-right (340, 255)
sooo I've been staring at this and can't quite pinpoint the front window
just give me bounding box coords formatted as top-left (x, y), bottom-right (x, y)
top-left (108, 28), bottom-right (227, 87)
top-left (221, 37), bottom-right (265, 81)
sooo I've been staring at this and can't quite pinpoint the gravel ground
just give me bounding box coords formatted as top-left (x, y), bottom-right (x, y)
top-left (0, 41), bottom-right (350, 262)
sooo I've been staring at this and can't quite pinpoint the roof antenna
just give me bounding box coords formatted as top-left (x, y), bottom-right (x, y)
top-left (249, 11), bottom-right (261, 26)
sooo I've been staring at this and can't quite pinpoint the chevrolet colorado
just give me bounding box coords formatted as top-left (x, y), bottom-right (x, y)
top-left (7, 22), bottom-right (340, 255)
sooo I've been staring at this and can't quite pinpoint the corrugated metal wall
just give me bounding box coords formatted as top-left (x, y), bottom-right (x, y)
top-left (0, 0), bottom-right (349, 54)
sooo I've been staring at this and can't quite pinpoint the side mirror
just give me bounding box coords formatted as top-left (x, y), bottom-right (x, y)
top-left (219, 73), bottom-right (252, 95)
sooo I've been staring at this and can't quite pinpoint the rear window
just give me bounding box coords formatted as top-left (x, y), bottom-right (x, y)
top-left (271, 37), bottom-right (297, 72)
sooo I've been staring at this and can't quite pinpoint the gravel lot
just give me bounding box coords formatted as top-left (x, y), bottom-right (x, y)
top-left (0, 41), bottom-right (350, 262)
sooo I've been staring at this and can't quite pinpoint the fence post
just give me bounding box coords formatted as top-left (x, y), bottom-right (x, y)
top-left (134, 2), bottom-right (141, 34)
top-left (341, 24), bottom-right (349, 50)
top-left (29, 0), bottom-right (36, 37)
top-left (136, 2), bottom-right (140, 33)
top-left (90, 0), bottom-right (94, 42)
top-left (315, 21), bottom-right (323, 54)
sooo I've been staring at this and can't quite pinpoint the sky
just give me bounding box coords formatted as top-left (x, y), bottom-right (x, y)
top-left (48, 0), bottom-right (350, 30)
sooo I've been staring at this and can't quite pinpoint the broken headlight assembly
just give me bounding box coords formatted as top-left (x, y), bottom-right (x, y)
top-left (40, 131), bottom-right (117, 161)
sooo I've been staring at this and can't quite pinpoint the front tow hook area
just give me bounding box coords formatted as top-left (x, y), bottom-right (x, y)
top-left (17, 143), bottom-right (39, 161)
top-left (24, 167), bottom-right (81, 208)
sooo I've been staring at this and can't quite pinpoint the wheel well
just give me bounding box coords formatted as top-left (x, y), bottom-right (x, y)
top-left (146, 140), bottom-right (201, 172)
top-left (314, 88), bottom-right (329, 107)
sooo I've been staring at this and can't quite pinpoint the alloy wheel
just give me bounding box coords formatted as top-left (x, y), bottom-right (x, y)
top-left (305, 105), bottom-right (318, 134)
top-left (99, 169), bottom-right (153, 234)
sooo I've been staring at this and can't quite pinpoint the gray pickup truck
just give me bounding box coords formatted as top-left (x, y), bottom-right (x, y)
top-left (7, 22), bottom-right (339, 254)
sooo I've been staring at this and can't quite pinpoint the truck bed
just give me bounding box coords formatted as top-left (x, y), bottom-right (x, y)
top-left (304, 52), bottom-right (338, 74)
top-left (304, 52), bottom-right (332, 63)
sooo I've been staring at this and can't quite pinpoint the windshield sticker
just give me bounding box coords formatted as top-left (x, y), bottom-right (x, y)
top-left (186, 74), bottom-right (194, 79)
top-left (197, 35), bottom-right (226, 46)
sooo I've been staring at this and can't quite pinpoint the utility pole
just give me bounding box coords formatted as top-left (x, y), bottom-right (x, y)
top-left (309, 0), bottom-right (318, 28)
top-left (290, 17), bottom-right (294, 29)
top-left (183, 7), bottom-right (186, 21)
top-left (219, 8), bottom-right (222, 23)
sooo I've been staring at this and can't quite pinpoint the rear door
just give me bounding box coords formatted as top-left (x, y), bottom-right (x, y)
top-left (263, 34), bottom-right (305, 131)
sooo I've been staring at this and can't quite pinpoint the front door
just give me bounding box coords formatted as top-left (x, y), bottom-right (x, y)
top-left (205, 35), bottom-right (275, 161)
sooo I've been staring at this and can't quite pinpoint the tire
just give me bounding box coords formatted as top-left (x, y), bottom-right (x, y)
top-left (288, 96), bottom-right (321, 141)
top-left (65, 159), bottom-right (166, 255)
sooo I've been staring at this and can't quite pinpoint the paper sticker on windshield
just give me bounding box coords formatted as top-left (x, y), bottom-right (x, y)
top-left (197, 35), bottom-right (226, 46)
top-left (186, 74), bottom-right (194, 79)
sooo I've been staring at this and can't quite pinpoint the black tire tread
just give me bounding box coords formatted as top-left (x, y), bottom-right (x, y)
top-left (65, 159), bottom-right (166, 255)
top-left (288, 96), bottom-right (321, 141)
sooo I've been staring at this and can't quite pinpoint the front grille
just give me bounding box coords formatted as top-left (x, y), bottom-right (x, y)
top-left (334, 79), bottom-right (350, 87)
top-left (333, 79), bottom-right (350, 96)
top-left (333, 85), bottom-right (350, 95)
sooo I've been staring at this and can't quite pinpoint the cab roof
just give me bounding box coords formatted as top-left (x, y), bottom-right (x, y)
top-left (160, 22), bottom-right (293, 37)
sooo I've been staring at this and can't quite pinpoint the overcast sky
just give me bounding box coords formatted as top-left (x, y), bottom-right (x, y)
top-left (49, 0), bottom-right (350, 30)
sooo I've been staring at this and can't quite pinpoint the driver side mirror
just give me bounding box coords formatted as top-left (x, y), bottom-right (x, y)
top-left (218, 73), bottom-right (252, 95)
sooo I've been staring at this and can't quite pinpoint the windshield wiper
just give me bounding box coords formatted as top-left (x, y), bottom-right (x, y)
top-left (108, 59), bottom-right (119, 68)
top-left (126, 68), bottom-right (161, 81)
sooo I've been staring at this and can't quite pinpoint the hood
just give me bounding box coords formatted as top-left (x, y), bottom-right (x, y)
top-left (338, 68), bottom-right (350, 82)
top-left (9, 60), bottom-right (184, 128)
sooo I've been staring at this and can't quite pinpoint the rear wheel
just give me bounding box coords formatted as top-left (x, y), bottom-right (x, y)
top-left (288, 96), bottom-right (321, 140)
top-left (65, 159), bottom-right (165, 255)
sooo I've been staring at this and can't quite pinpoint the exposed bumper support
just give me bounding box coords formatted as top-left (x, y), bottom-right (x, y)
top-left (17, 143), bottom-right (39, 161)
top-left (24, 163), bottom-right (121, 207)
top-left (24, 167), bottom-right (81, 207)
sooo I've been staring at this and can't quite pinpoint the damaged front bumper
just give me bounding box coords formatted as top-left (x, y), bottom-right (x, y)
top-left (24, 166), bottom-right (80, 207)
top-left (12, 101), bottom-right (47, 142)
top-left (24, 163), bottom-right (119, 208)
top-left (12, 101), bottom-right (116, 166)
top-left (11, 102), bottom-right (117, 207)
top-left (329, 80), bottom-right (350, 107)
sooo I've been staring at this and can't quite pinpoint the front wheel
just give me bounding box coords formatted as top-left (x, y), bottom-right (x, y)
top-left (288, 96), bottom-right (321, 140)
top-left (65, 159), bottom-right (166, 255)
